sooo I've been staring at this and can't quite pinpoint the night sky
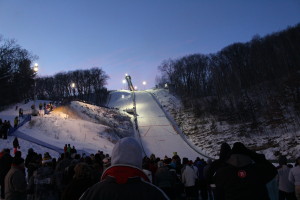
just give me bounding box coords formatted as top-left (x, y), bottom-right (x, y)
top-left (1, 0), bottom-right (300, 90)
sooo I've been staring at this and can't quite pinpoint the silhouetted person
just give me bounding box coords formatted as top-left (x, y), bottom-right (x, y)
top-left (215, 142), bottom-right (277, 200)
top-left (80, 137), bottom-right (169, 200)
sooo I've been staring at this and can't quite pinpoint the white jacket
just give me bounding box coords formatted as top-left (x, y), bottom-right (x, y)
top-left (277, 165), bottom-right (294, 192)
top-left (289, 165), bottom-right (300, 186)
top-left (182, 165), bottom-right (197, 187)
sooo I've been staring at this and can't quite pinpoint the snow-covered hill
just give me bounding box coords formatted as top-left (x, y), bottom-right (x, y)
top-left (0, 99), bottom-right (133, 158)
top-left (2, 89), bottom-right (297, 161)
top-left (151, 89), bottom-right (300, 161)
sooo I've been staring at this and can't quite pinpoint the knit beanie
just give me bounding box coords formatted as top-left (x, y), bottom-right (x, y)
top-left (42, 153), bottom-right (52, 164)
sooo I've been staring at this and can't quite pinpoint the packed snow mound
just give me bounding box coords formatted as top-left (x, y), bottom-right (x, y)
top-left (0, 98), bottom-right (136, 158)
top-left (19, 110), bottom-right (115, 153)
top-left (70, 101), bottom-right (134, 138)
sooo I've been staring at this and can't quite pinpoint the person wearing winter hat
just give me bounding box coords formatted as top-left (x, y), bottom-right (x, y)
top-left (214, 142), bottom-right (277, 200)
top-left (289, 157), bottom-right (300, 200)
top-left (80, 137), bottom-right (169, 200)
top-left (42, 152), bottom-right (52, 165)
top-left (4, 157), bottom-right (27, 200)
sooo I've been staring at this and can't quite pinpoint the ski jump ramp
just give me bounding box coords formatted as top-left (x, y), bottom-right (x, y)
top-left (108, 90), bottom-right (209, 160)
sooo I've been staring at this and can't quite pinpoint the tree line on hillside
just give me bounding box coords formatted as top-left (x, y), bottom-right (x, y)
top-left (35, 68), bottom-right (109, 105)
top-left (157, 24), bottom-right (300, 125)
top-left (0, 35), bottom-right (110, 108)
top-left (0, 37), bottom-right (37, 108)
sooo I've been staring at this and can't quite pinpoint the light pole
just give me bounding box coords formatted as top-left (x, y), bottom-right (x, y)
top-left (142, 81), bottom-right (147, 90)
top-left (122, 79), bottom-right (126, 90)
top-left (33, 63), bottom-right (38, 112)
top-left (71, 82), bottom-right (76, 98)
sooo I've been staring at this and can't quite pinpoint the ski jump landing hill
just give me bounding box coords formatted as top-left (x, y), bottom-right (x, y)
top-left (108, 90), bottom-right (211, 160)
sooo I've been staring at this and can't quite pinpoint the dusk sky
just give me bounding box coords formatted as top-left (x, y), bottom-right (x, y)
top-left (1, 1), bottom-right (300, 90)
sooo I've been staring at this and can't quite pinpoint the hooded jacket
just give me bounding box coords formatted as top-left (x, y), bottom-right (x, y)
top-left (80, 137), bottom-right (169, 200)
top-left (215, 143), bottom-right (277, 200)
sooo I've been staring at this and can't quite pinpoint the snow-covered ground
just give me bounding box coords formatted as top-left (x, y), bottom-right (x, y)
top-left (151, 89), bottom-right (300, 161)
top-left (2, 88), bottom-right (296, 162)
top-left (135, 91), bottom-right (206, 159)
top-left (0, 89), bottom-right (211, 161)
top-left (0, 99), bottom-right (133, 159)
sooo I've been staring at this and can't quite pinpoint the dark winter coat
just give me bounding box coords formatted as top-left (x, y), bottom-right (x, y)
top-left (25, 151), bottom-right (39, 180)
top-left (55, 157), bottom-right (72, 191)
top-left (28, 165), bottom-right (59, 200)
top-left (13, 138), bottom-right (19, 148)
top-left (80, 165), bottom-right (169, 200)
top-left (0, 153), bottom-right (12, 183)
top-left (207, 143), bottom-right (231, 185)
top-left (62, 178), bottom-right (96, 200)
top-left (215, 153), bottom-right (277, 200)
top-left (4, 165), bottom-right (27, 200)
top-left (155, 165), bottom-right (176, 189)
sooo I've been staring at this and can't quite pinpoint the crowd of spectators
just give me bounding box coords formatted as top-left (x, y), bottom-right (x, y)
top-left (0, 138), bottom-right (299, 200)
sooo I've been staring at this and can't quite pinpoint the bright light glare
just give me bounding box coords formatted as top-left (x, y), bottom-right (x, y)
top-left (121, 95), bottom-right (125, 99)
top-left (71, 83), bottom-right (75, 88)
top-left (122, 80), bottom-right (126, 84)
top-left (134, 86), bottom-right (138, 90)
top-left (142, 81), bottom-right (147, 85)
top-left (125, 73), bottom-right (128, 76)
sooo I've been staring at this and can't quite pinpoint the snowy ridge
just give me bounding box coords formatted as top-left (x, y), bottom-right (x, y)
top-left (151, 89), bottom-right (300, 161)
top-left (148, 91), bottom-right (212, 159)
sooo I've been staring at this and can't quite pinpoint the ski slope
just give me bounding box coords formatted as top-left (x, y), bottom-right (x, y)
top-left (109, 90), bottom-right (205, 160)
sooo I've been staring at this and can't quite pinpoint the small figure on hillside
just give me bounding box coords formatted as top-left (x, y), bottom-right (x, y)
top-left (13, 137), bottom-right (20, 154)
top-left (44, 102), bottom-right (46, 109)
top-left (64, 144), bottom-right (67, 153)
top-left (70, 146), bottom-right (77, 154)
top-left (19, 108), bottom-right (23, 118)
top-left (2, 120), bottom-right (11, 139)
top-left (67, 144), bottom-right (71, 153)
top-left (39, 103), bottom-right (43, 110)
top-left (14, 116), bottom-right (19, 128)
top-left (15, 106), bottom-right (18, 111)
top-left (0, 119), bottom-right (3, 139)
